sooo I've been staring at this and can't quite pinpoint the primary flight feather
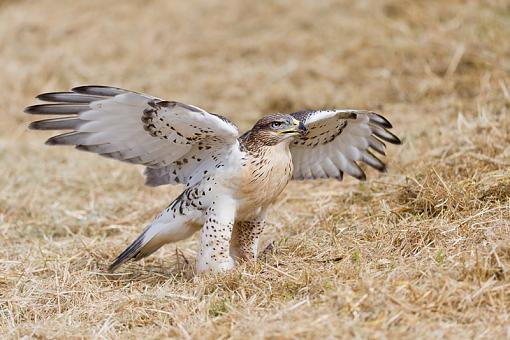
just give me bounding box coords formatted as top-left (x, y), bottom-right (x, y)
top-left (26, 85), bottom-right (401, 274)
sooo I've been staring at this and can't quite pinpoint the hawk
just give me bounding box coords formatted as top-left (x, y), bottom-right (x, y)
top-left (26, 85), bottom-right (401, 274)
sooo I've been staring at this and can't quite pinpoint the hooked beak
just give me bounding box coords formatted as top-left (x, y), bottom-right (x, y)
top-left (278, 118), bottom-right (308, 137)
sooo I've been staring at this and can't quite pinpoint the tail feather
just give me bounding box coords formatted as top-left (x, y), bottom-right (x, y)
top-left (108, 222), bottom-right (178, 272)
top-left (107, 197), bottom-right (203, 272)
top-left (108, 226), bottom-right (155, 272)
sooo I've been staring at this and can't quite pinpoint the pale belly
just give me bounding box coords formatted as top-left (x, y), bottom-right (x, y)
top-left (234, 144), bottom-right (294, 219)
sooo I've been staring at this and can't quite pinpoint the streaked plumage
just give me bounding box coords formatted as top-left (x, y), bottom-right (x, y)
top-left (26, 85), bottom-right (401, 274)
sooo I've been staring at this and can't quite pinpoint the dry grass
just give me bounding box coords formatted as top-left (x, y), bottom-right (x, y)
top-left (1, 0), bottom-right (510, 338)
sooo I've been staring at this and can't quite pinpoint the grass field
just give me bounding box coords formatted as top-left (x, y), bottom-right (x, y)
top-left (1, 0), bottom-right (510, 338)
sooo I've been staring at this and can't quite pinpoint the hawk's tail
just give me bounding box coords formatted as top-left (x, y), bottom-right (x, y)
top-left (108, 224), bottom-right (167, 272)
top-left (107, 203), bottom-right (201, 272)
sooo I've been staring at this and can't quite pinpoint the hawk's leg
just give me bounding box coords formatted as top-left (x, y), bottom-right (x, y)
top-left (196, 197), bottom-right (236, 274)
top-left (230, 218), bottom-right (266, 261)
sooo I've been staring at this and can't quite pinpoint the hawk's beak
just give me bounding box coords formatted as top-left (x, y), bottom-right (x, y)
top-left (279, 118), bottom-right (307, 136)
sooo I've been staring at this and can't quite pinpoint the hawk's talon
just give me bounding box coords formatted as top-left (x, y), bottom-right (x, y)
top-left (261, 240), bottom-right (275, 256)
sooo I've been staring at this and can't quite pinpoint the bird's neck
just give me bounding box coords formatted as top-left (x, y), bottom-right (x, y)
top-left (241, 131), bottom-right (292, 156)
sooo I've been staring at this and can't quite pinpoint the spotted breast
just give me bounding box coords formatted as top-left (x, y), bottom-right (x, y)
top-left (236, 141), bottom-right (294, 218)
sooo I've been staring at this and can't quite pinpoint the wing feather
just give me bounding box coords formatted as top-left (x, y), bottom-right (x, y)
top-left (290, 109), bottom-right (400, 181)
top-left (25, 104), bottom-right (89, 115)
top-left (27, 85), bottom-right (240, 187)
top-left (28, 117), bottom-right (83, 130)
top-left (37, 92), bottom-right (106, 103)
top-left (368, 136), bottom-right (386, 155)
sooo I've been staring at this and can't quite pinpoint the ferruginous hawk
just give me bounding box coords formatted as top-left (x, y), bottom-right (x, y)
top-left (26, 85), bottom-right (401, 274)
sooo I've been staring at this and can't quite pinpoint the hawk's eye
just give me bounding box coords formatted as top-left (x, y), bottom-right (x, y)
top-left (270, 121), bottom-right (283, 129)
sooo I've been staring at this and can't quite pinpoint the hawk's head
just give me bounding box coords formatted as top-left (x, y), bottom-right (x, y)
top-left (247, 114), bottom-right (307, 146)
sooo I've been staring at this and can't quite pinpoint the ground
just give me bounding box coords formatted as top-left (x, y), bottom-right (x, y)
top-left (1, 0), bottom-right (509, 338)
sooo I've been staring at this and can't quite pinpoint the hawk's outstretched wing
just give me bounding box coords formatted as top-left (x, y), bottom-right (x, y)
top-left (289, 110), bottom-right (401, 181)
top-left (26, 86), bottom-right (240, 187)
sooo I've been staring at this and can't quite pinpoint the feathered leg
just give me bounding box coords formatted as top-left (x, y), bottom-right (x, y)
top-left (196, 197), bottom-right (236, 274)
top-left (230, 215), bottom-right (266, 261)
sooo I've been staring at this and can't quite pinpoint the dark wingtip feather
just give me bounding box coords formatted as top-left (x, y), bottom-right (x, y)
top-left (373, 163), bottom-right (388, 173)
top-left (29, 120), bottom-right (59, 131)
top-left (362, 150), bottom-right (388, 173)
top-left (36, 92), bottom-right (69, 102)
top-left (28, 121), bottom-right (40, 130)
top-left (75, 144), bottom-right (92, 152)
top-left (37, 92), bottom-right (106, 103)
top-left (372, 126), bottom-right (402, 145)
top-left (24, 103), bottom-right (88, 115)
top-left (357, 172), bottom-right (367, 181)
top-left (335, 171), bottom-right (344, 181)
top-left (367, 113), bottom-right (402, 144)
top-left (72, 85), bottom-right (128, 97)
top-left (390, 133), bottom-right (403, 145)
top-left (45, 137), bottom-right (58, 145)
top-left (350, 163), bottom-right (367, 181)
top-left (44, 131), bottom-right (88, 146)
top-left (24, 105), bottom-right (42, 114)
top-left (28, 117), bottom-right (82, 130)
top-left (384, 129), bottom-right (402, 145)
top-left (368, 112), bottom-right (393, 128)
